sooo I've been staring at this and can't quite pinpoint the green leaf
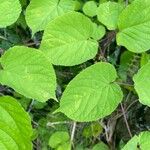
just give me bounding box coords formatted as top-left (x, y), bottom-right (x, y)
top-left (56, 62), bottom-right (123, 122)
top-left (74, 0), bottom-right (83, 11)
top-left (122, 131), bottom-right (150, 150)
top-left (40, 12), bottom-right (98, 66)
top-left (97, 2), bottom-right (124, 30)
top-left (118, 51), bottom-right (134, 81)
top-left (140, 53), bottom-right (150, 67)
top-left (26, 0), bottom-right (76, 35)
top-left (133, 62), bottom-right (150, 106)
top-left (92, 142), bottom-right (109, 150)
top-left (0, 0), bottom-right (21, 27)
top-left (0, 96), bottom-right (32, 150)
top-left (92, 24), bottom-right (106, 40)
top-left (48, 131), bottom-right (70, 148)
top-left (117, 0), bottom-right (150, 53)
top-left (0, 46), bottom-right (56, 102)
top-left (57, 142), bottom-right (71, 150)
top-left (83, 1), bottom-right (98, 17)
top-left (82, 122), bottom-right (103, 138)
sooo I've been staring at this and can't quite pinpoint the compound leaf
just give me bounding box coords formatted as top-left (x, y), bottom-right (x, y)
top-left (56, 62), bottom-right (123, 122)
top-left (40, 12), bottom-right (98, 66)
top-left (97, 1), bottom-right (124, 30)
top-left (26, 0), bottom-right (76, 35)
top-left (0, 46), bottom-right (56, 102)
top-left (0, 0), bottom-right (21, 27)
top-left (117, 0), bottom-right (150, 53)
top-left (0, 96), bottom-right (32, 150)
top-left (133, 62), bottom-right (150, 106)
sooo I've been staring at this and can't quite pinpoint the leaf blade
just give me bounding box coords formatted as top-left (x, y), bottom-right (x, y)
top-left (0, 96), bottom-right (32, 150)
top-left (56, 62), bottom-right (123, 122)
top-left (0, 0), bottom-right (21, 27)
top-left (97, 2), bottom-right (124, 30)
top-left (0, 46), bottom-right (57, 102)
top-left (117, 0), bottom-right (150, 53)
top-left (133, 62), bottom-right (150, 106)
top-left (26, 0), bottom-right (76, 34)
top-left (40, 12), bottom-right (98, 66)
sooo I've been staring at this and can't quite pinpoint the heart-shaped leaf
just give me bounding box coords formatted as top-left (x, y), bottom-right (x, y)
top-left (40, 12), bottom-right (99, 66)
top-left (56, 62), bottom-right (123, 122)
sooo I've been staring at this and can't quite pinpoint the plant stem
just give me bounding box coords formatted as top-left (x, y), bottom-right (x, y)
top-left (27, 99), bottom-right (34, 113)
top-left (120, 103), bottom-right (132, 138)
top-left (71, 122), bottom-right (77, 148)
top-left (47, 121), bottom-right (71, 127)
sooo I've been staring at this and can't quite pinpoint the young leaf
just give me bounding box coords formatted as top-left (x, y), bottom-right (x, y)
top-left (40, 12), bottom-right (98, 66)
top-left (26, 0), bottom-right (76, 35)
top-left (0, 96), bottom-right (33, 149)
top-left (133, 62), bottom-right (150, 106)
top-left (56, 62), bottom-right (123, 122)
top-left (92, 142), bottom-right (109, 150)
top-left (92, 24), bottom-right (106, 40)
top-left (74, 0), bottom-right (83, 10)
top-left (57, 142), bottom-right (71, 150)
top-left (0, 0), bottom-right (21, 27)
top-left (83, 1), bottom-right (98, 17)
top-left (97, 2), bottom-right (124, 30)
top-left (117, 0), bottom-right (150, 53)
top-left (0, 46), bottom-right (56, 102)
top-left (48, 131), bottom-right (70, 149)
top-left (122, 131), bottom-right (150, 150)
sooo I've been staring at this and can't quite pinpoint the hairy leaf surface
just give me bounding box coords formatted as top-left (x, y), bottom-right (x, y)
top-left (40, 12), bottom-right (98, 66)
top-left (0, 46), bottom-right (56, 102)
top-left (97, 2), bottom-right (124, 30)
top-left (56, 62), bottom-right (123, 122)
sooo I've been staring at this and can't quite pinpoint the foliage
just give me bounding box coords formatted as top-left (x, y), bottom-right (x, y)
top-left (56, 62), bottom-right (123, 122)
top-left (0, 96), bottom-right (32, 149)
top-left (0, 0), bottom-right (150, 149)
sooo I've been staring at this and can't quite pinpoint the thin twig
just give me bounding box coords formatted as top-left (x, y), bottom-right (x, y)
top-left (0, 35), bottom-right (7, 40)
top-left (120, 103), bottom-right (132, 138)
top-left (27, 99), bottom-right (35, 113)
top-left (71, 122), bottom-right (77, 148)
top-left (125, 100), bottom-right (138, 111)
top-left (47, 121), bottom-right (71, 127)
top-left (113, 100), bottom-right (138, 120)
